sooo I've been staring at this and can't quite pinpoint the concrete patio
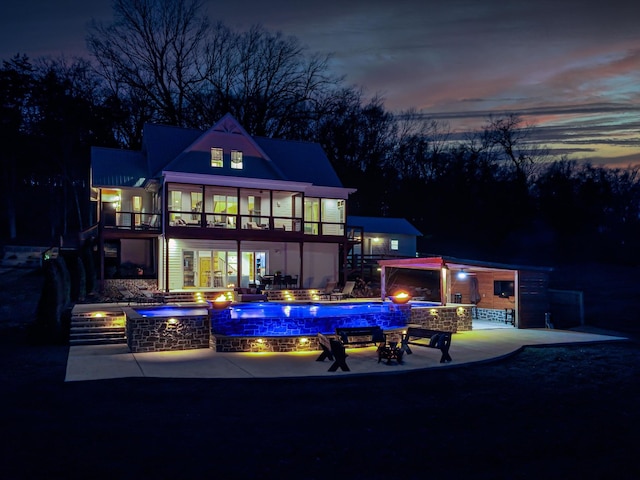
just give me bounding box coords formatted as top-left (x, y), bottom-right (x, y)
top-left (65, 326), bottom-right (628, 382)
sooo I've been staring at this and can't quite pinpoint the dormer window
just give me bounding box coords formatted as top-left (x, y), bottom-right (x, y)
top-left (231, 150), bottom-right (243, 169)
top-left (211, 148), bottom-right (223, 168)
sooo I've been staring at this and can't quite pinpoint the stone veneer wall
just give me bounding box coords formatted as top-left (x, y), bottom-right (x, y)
top-left (104, 278), bottom-right (158, 291)
top-left (126, 315), bottom-right (210, 353)
top-left (409, 305), bottom-right (473, 332)
top-left (475, 307), bottom-right (512, 323)
top-left (211, 335), bottom-right (321, 353)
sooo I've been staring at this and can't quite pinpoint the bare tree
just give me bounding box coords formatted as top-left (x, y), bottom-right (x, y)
top-left (393, 109), bottom-right (451, 181)
top-left (201, 24), bottom-right (338, 137)
top-left (87, 0), bottom-right (210, 127)
top-left (483, 113), bottom-right (548, 180)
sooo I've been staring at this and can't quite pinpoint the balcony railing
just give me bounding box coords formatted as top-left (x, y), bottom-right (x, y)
top-left (104, 209), bottom-right (345, 237)
top-left (103, 211), bottom-right (162, 231)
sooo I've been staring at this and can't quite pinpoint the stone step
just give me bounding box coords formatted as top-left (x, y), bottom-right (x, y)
top-left (71, 319), bottom-right (125, 329)
top-left (70, 325), bottom-right (125, 334)
top-left (70, 337), bottom-right (127, 346)
top-left (69, 317), bottom-right (127, 346)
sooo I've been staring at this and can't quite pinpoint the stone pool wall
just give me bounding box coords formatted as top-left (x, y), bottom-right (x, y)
top-left (125, 312), bottom-right (211, 353)
top-left (211, 334), bottom-right (321, 353)
top-left (208, 304), bottom-right (412, 352)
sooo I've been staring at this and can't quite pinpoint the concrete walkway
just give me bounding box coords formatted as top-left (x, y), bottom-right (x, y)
top-left (65, 328), bottom-right (628, 382)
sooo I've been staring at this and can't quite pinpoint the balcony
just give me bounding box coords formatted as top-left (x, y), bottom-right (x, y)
top-left (166, 211), bottom-right (344, 237)
top-left (102, 211), bottom-right (162, 232)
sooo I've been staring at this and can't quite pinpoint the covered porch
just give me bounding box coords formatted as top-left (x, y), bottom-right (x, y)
top-left (378, 256), bottom-right (553, 329)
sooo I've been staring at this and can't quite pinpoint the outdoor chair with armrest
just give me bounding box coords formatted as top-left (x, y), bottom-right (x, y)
top-left (318, 281), bottom-right (337, 299)
top-left (330, 281), bottom-right (356, 300)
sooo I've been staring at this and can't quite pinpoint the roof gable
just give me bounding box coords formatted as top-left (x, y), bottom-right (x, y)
top-left (161, 114), bottom-right (288, 180)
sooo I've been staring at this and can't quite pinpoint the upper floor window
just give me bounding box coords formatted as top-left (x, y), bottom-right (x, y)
top-left (231, 150), bottom-right (243, 169)
top-left (390, 239), bottom-right (399, 251)
top-left (211, 148), bottom-right (223, 168)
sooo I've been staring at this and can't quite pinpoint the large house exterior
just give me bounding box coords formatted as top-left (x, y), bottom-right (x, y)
top-left (90, 114), bottom-right (355, 293)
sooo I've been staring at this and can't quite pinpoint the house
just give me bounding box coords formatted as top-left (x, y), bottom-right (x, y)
top-left (347, 216), bottom-right (422, 257)
top-left (345, 216), bottom-right (422, 280)
top-left (90, 114), bottom-right (355, 293)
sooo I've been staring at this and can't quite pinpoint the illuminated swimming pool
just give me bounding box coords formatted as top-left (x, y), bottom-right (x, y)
top-left (210, 301), bottom-right (419, 337)
top-left (134, 306), bottom-right (210, 317)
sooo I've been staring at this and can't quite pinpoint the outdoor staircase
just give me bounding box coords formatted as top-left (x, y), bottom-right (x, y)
top-left (69, 312), bottom-right (127, 346)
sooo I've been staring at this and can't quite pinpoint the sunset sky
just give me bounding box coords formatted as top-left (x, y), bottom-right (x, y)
top-left (2, 0), bottom-right (640, 167)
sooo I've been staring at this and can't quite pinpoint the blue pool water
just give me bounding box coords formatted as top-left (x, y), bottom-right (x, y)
top-left (211, 301), bottom-right (422, 336)
top-left (134, 307), bottom-right (209, 317)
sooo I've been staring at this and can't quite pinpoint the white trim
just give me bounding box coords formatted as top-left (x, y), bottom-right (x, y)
top-left (162, 171), bottom-right (355, 198)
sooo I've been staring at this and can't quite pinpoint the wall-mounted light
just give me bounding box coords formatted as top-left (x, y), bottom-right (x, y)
top-left (429, 308), bottom-right (439, 317)
top-left (457, 269), bottom-right (468, 280)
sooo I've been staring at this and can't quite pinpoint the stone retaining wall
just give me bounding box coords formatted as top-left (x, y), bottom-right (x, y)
top-left (126, 313), bottom-right (210, 353)
top-left (475, 307), bottom-right (511, 323)
top-left (211, 335), bottom-right (320, 353)
top-left (409, 305), bottom-right (473, 332)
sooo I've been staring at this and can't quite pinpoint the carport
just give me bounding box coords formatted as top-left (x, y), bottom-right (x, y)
top-left (378, 256), bottom-right (553, 328)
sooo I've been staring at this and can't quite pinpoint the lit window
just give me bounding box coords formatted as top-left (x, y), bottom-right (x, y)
top-left (211, 148), bottom-right (223, 168)
top-left (231, 150), bottom-right (243, 169)
top-left (390, 239), bottom-right (399, 251)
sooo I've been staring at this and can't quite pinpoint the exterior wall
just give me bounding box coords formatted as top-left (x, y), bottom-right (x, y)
top-left (301, 242), bottom-right (339, 288)
top-left (454, 271), bottom-right (516, 309)
top-left (167, 238), bottom-right (237, 290)
top-left (355, 232), bottom-right (417, 258)
top-left (475, 307), bottom-right (512, 323)
top-left (518, 270), bottom-right (551, 328)
top-left (162, 238), bottom-right (336, 291)
top-left (258, 240), bottom-right (301, 281)
top-left (409, 305), bottom-right (473, 332)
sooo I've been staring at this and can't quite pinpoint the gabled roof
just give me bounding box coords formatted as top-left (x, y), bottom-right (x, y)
top-left (91, 147), bottom-right (147, 187)
top-left (255, 136), bottom-right (344, 187)
top-left (92, 114), bottom-right (345, 189)
top-left (347, 216), bottom-right (423, 237)
top-left (142, 124), bottom-right (201, 177)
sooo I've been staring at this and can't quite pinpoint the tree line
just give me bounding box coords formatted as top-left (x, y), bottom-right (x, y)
top-left (1, 0), bottom-right (639, 266)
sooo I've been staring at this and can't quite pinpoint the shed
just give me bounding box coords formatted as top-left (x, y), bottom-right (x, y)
top-left (378, 256), bottom-right (553, 329)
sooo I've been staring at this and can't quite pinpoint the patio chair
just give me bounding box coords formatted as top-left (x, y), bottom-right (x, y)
top-left (330, 281), bottom-right (356, 301)
top-left (318, 281), bottom-right (337, 299)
